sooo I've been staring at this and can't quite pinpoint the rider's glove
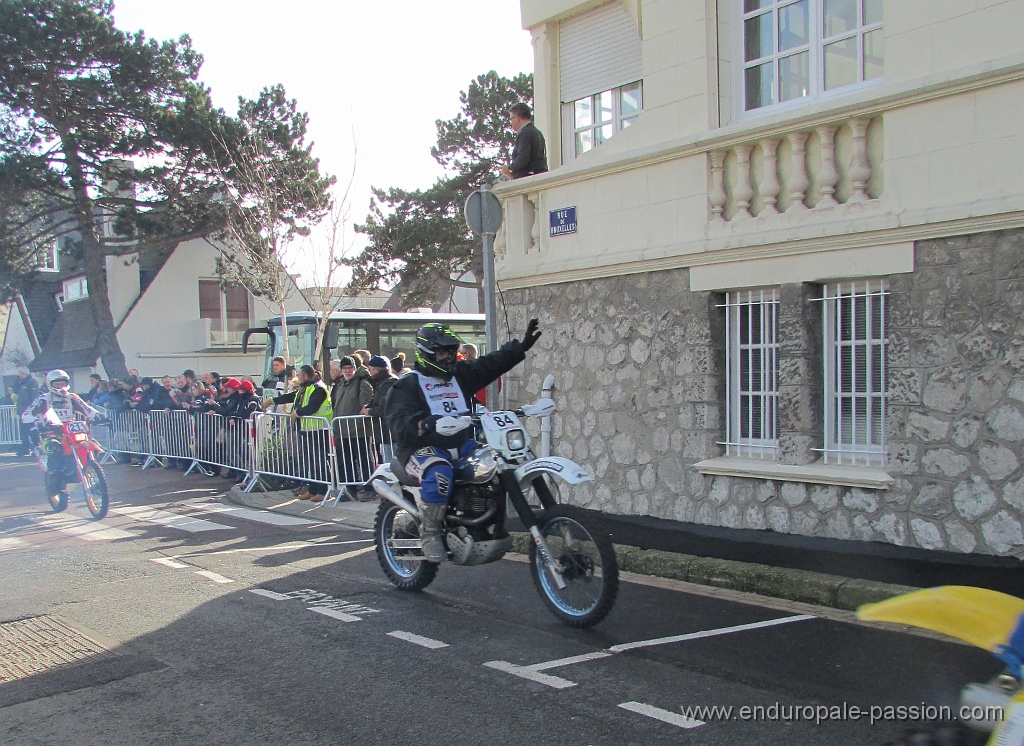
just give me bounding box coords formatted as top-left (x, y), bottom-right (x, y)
top-left (419, 414), bottom-right (442, 434)
top-left (521, 318), bottom-right (542, 351)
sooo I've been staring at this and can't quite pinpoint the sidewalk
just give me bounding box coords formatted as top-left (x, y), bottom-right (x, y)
top-left (225, 487), bottom-right (1024, 611)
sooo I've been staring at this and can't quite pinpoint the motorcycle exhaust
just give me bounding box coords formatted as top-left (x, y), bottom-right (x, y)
top-left (371, 479), bottom-right (421, 518)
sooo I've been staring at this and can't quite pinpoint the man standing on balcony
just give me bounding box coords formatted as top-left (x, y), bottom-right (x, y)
top-left (499, 103), bottom-right (547, 180)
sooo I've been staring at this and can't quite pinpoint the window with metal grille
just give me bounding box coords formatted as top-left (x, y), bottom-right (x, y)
top-left (722, 289), bottom-right (779, 457)
top-left (819, 280), bottom-right (888, 464)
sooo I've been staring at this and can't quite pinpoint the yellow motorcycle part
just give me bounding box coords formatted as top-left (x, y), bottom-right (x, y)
top-left (858, 586), bottom-right (1024, 653)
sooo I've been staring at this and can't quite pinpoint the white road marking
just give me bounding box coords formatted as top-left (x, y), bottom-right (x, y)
top-left (483, 661), bottom-right (579, 690)
top-left (170, 539), bottom-right (373, 559)
top-left (30, 514), bottom-right (135, 541)
top-left (618, 701), bottom-right (705, 730)
top-left (0, 537), bottom-right (27, 551)
top-left (607, 614), bottom-right (815, 653)
top-left (387, 631), bottom-right (449, 649)
top-left (528, 651), bottom-right (613, 671)
top-left (194, 570), bottom-right (234, 584)
top-left (308, 607), bottom-right (360, 623)
top-left (111, 505), bottom-right (233, 532)
top-left (149, 557), bottom-right (190, 569)
top-left (192, 503), bottom-right (317, 526)
top-left (487, 615), bottom-right (816, 689)
top-left (483, 651), bottom-right (611, 689)
top-left (250, 589), bottom-right (290, 601)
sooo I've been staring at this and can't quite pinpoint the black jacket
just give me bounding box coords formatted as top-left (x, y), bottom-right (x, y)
top-left (510, 122), bottom-right (547, 179)
top-left (13, 375), bottom-right (38, 415)
top-left (261, 369), bottom-right (290, 398)
top-left (385, 339), bottom-right (526, 463)
top-left (365, 369), bottom-right (398, 444)
top-left (142, 385), bottom-right (175, 412)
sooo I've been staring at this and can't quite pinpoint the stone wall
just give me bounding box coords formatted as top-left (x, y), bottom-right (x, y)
top-left (501, 228), bottom-right (1024, 557)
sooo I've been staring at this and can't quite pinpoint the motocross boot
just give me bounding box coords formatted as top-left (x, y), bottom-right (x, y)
top-left (417, 501), bottom-right (448, 563)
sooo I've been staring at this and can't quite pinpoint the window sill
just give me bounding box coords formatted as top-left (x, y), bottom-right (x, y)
top-left (693, 456), bottom-right (893, 490)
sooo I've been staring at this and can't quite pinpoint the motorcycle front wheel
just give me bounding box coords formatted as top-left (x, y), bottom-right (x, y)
top-left (529, 505), bottom-right (619, 628)
top-left (47, 489), bottom-right (69, 513)
top-left (81, 460), bottom-right (109, 520)
top-left (374, 500), bottom-right (438, 591)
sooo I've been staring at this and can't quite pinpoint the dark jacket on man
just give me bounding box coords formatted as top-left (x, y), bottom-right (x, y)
top-left (365, 369), bottom-right (398, 444)
top-left (332, 369), bottom-right (373, 437)
top-left (13, 375), bottom-right (38, 415)
top-left (509, 121), bottom-right (548, 179)
top-left (385, 339), bottom-right (526, 463)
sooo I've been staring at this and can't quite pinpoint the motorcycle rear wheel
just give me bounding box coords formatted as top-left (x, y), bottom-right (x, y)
top-left (529, 505), bottom-right (619, 628)
top-left (81, 460), bottom-right (109, 520)
top-left (374, 500), bottom-right (438, 591)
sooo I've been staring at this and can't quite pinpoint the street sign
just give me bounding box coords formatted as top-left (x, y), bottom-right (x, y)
top-left (464, 189), bottom-right (503, 235)
top-left (550, 206), bottom-right (577, 236)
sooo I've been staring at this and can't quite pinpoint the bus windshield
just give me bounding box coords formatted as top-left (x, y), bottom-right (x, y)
top-left (254, 312), bottom-right (486, 382)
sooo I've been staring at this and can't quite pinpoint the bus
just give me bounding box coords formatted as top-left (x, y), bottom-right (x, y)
top-left (242, 310), bottom-right (486, 381)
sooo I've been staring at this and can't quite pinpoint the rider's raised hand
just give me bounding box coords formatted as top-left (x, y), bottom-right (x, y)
top-left (521, 318), bottom-right (542, 351)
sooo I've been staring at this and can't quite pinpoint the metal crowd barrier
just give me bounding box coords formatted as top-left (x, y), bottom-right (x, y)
top-left (332, 415), bottom-right (389, 500)
top-left (76, 407), bottom-right (396, 504)
top-left (102, 409), bottom-right (152, 461)
top-left (0, 405), bottom-right (20, 446)
top-left (147, 409), bottom-right (202, 471)
top-left (251, 412), bottom-right (336, 500)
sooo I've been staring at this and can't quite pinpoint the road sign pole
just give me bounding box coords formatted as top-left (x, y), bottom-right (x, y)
top-left (463, 183), bottom-right (505, 409)
top-left (480, 183), bottom-right (500, 408)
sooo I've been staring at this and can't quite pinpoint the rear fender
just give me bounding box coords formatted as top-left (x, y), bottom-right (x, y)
top-left (515, 457), bottom-right (592, 486)
top-left (369, 462), bottom-right (398, 484)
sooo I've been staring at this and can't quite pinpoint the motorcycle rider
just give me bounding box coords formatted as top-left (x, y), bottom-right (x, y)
top-left (385, 320), bottom-right (541, 562)
top-left (22, 370), bottom-right (101, 496)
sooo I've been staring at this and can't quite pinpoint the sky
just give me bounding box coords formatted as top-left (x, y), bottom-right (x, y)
top-left (109, 0), bottom-right (535, 283)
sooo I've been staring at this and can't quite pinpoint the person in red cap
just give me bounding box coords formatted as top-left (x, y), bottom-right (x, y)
top-left (202, 377), bottom-right (257, 481)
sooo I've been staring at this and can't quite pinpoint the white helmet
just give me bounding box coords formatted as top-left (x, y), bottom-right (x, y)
top-left (46, 369), bottom-right (70, 394)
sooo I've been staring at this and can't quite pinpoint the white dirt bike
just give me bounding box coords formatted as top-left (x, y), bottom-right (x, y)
top-left (368, 397), bottom-right (619, 628)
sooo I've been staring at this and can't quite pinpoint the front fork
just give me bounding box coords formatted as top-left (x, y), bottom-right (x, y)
top-left (498, 469), bottom-right (567, 590)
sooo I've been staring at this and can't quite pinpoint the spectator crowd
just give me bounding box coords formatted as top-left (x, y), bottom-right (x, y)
top-left (4, 349), bottom-right (420, 501)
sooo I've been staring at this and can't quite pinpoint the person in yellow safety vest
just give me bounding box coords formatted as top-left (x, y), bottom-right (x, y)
top-left (262, 364), bottom-right (333, 500)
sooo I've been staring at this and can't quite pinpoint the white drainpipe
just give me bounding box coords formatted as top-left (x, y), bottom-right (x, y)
top-left (540, 374), bottom-right (555, 457)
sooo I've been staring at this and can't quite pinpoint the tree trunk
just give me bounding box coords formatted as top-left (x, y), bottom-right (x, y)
top-left (63, 144), bottom-right (130, 380)
top-left (278, 296), bottom-right (290, 366)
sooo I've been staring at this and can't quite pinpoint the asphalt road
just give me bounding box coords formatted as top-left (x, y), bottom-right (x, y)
top-left (0, 455), bottom-right (1001, 746)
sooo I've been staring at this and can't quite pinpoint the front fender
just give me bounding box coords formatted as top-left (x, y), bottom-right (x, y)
top-left (515, 457), bottom-right (592, 486)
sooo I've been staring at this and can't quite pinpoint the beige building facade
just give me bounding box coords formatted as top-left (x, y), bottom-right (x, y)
top-left (496, 0), bottom-right (1024, 557)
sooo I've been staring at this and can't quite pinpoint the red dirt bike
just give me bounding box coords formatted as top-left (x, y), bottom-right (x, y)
top-left (34, 418), bottom-right (110, 520)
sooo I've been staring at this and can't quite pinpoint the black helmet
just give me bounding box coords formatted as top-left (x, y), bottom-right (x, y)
top-left (415, 323), bottom-right (464, 380)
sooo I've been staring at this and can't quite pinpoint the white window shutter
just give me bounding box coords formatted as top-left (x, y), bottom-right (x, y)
top-left (559, 2), bottom-right (642, 103)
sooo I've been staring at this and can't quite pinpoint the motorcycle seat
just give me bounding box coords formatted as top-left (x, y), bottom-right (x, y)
top-left (389, 457), bottom-right (420, 487)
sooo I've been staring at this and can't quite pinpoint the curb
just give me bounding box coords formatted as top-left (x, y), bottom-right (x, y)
top-left (225, 487), bottom-right (916, 612)
top-left (509, 534), bottom-right (917, 611)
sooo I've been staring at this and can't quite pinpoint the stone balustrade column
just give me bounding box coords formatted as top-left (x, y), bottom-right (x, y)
top-left (785, 132), bottom-right (810, 212)
top-left (527, 192), bottom-right (540, 252)
top-left (758, 138), bottom-right (781, 216)
top-left (815, 125), bottom-right (839, 208)
top-left (709, 150), bottom-right (727, 222)
top-left (732, 144), bottom-right (754, 220)
top-left (848, 118), bottom-right (872, 203)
